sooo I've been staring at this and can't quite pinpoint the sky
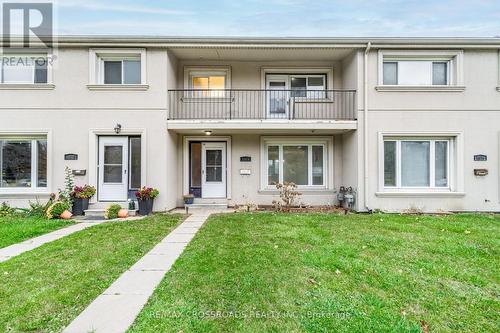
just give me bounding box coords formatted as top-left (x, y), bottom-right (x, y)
top-left (51, 0), bottom-right (500, 37)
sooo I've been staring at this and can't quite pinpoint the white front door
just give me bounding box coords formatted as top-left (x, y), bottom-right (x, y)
top-left (266, 75), bottom-right (289, 119)
top-left (201, 142), bottom-right (226, 198)
top-left (98, 136), bottom-right (128, 201)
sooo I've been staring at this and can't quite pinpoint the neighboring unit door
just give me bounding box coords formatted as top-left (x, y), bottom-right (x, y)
top-left (266, 75), bottom-right (289, 119)
top-left (98, 136), bottom-right (128, 201)
top-left (201, 142), bottom-right (226, 198)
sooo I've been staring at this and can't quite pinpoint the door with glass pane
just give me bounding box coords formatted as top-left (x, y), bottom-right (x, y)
top-left (266, 75), bottom-right (289, 119)
top-left (201, 142), bottom-right (226, 198)
top-left (98, 137), bottom-right (128, 201)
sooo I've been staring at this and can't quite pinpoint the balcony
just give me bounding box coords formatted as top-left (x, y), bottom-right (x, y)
top-left (167, 89), bottom-right (357, 133)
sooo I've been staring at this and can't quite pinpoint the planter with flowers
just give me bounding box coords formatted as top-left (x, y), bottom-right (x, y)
top-left (70, 185), bottom-right (96, 216)
top-left (135, 186), bottom-right (159, 215)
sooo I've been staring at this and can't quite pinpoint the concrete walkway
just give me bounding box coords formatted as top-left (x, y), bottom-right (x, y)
top-left (0, 220), bottom-right (109, 263)
top-left (63, 212), bottom-right (212, 333)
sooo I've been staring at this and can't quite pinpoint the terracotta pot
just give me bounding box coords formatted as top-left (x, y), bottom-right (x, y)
top-left (118, 208), bottom-right (129, 218)
top-left (60, 210), bottom-right (73, 220)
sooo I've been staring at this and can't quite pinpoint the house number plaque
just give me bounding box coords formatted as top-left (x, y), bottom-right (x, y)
top-left (240, 156), bottom-right (252, 162)
top-left (64, 153), bottom-right (78, 161)
top-left (473, 154), bottom-right (487, 162)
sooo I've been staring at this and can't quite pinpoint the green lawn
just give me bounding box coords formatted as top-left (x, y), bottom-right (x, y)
top-left (0, 216), bottom-right (73, 249)
top-left (130, 213), bottom-right (500, 333)
top-left (0, 213), bottom-right (184, 333)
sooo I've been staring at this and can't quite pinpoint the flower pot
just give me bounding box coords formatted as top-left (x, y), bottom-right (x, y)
top-left (60, 210), bottom-right (73, 220)
top-left (72, 198), bottom-right (89, 216)
top-left (138, 198), bottom-right (154, 215)
top-left (118, 208), bottom-right (129, 218)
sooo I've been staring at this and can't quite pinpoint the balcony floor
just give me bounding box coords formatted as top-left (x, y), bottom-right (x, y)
top-left (166, 119), bottom-right (357, 134)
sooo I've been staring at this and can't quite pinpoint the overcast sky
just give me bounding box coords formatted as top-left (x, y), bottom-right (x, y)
top-left (54, 0), bottom-right (500, 37)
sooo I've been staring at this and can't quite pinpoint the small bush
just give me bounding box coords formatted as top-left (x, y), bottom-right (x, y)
top-left (272, 182), bottom-right (302, 212)
top-left (46, 201), bottom-right (70, 219)
top-left (0, 202), bottom-right (14, 217)
top-left (105, 204), bottom-right (122, 219)
top-left (70, 185), bottom-right (96, 199)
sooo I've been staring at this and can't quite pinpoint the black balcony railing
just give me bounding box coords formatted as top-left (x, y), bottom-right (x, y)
top-left (168, 89), bottom-right (356, 120)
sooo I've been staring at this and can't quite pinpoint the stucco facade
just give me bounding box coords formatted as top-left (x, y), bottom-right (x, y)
top-left (0, 37), bottom-right (499, 213)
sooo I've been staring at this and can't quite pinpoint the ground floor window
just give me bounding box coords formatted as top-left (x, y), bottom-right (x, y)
top-left (383, 138), bottom-right (451, 189)
top-left (265, 140), bottom-right (326, 187)
top-left (0, 137), bottom-right (47, 189)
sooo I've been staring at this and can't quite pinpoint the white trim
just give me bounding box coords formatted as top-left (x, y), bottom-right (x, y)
top-left (0, 83), bottom-right (55, 90)
top-left (167, 119), bottom-right (357, 131)
top-left (375, 191), bottom-right (466, 198)
top-left (183, 66), bottom-right (231, 90)
top-left (377, 49), bottom-right (464, 87)
top-left (0, 130), bottom-right (52, 194)
top-left (377, 131), bottom-right (464, 195)
top-left (259, 136), bottom-right (334, 191)
top-left (260, 67), bottom-right (334, 90)
top-left (89, 48), bottom-right (147, 85)
top-left (86, 84), bottom-right (149, 91)
top-left (375, 85), bottom-right (465, 92)
top-left (88, 128), bottom-right (147, 204)
top-left (182, 136), bottom-right (232, 199)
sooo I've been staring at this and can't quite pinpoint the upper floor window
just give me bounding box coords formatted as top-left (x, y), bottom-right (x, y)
top-left (377, 50), bottom-right (464, 90)
top-left (0, 54), bottom-right (48, 84)
top-left (0, 137), bottom-right (47, 189)
top-left (383, 61), bottom-right (449, 86)
top-left (103, 57), bottom-right (141, 84)
top-left (184, 66), bottom-right (231, 98)
top-left (89, 49), bottom-right (146, 87)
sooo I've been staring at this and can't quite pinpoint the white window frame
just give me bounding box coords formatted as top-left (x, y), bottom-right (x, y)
top-left (377, 132), bottom-right (465, 195)
top-left (184, 66), bottom-right (231, 88)
top-left (260, 136), bottom-right (333, 190)
top-left (88, 48), bottom-right (147, 88)
top-left (383, 138), bottom-right (451, 189)
top-left (376, 50), bottom-right (465, 91)
top-left (497, 50), bottom-right (500, 92)
top-left (0, 53), bottom-right (51, 85)
top-left (0, 132), bottom-right (51, 194)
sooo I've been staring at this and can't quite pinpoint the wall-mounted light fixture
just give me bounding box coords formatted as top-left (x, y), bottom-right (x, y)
top-left (204, 130), bottom-right (212, 136)
top-left (114, 124), bottom-right (122, 134)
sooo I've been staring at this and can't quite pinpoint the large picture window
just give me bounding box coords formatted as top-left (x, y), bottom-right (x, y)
top-left (0, 138), bottom-right (47, 189)
top-left (265, 141), bottom-right (326, 187)
top-left (383, 138), bottom-right (450, 189)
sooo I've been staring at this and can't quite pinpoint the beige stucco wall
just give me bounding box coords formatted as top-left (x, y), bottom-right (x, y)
top-left (363, 49), bottom-right (500, 212)
top-left (175, 134), bottom-right (345, 207)
top-left (0, 48), bottom-right (179, 211)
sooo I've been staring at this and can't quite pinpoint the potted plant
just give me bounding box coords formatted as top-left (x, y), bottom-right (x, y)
top-left (183, 194), bottom-right (195, 205)
top-left (70, 185), bottom-right (96, 216)
top-left (135, 186), bottom-right (159, 215)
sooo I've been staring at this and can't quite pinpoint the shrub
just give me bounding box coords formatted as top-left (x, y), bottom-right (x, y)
top-left (271, 182), bottom-right (302, 212)
top-left (135, 187), bottom-right (159, 200)
top-left (0, 202), bottom-right (14, 217)
top-left (46, 201), bottom-right (70, 219)
top-left (70, 185), bottom-right (96, 199)
top-left (105, 204), bottom-right (122, 219)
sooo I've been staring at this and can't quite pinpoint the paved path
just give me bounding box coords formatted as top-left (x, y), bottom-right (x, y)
top-left (63, 212), bottom-right (212, 333)
top-left (0, 220), bottom-right (109, 263)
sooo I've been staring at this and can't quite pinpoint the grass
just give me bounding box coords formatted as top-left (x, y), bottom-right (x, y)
top-left (0, 216), bottom-right (73, 249)
top-left (130, 212), bottom-right (500, 333)
top-left (0, 213), bottom-right (184, 333)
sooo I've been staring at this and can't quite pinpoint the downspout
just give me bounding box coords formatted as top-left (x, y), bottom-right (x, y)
top-left (363, 42), bottom-right (372, 212)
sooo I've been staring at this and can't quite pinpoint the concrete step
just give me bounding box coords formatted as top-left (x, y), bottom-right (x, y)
top-left (84, 209), bottom-right (137, 218)
top-left (88, 201), bottom-right (129, 209)
top-left (184, 203), bottom-right (228, 212)
top-left (192, 198), bottom-right (228, 205)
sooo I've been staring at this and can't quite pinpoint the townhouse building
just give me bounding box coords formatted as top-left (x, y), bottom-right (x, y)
top-left (0, 36), bottom-right (499, 212)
